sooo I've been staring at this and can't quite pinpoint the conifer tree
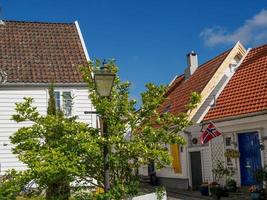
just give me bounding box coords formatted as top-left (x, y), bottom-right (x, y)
top-left (47, 83), bottom-right (56, 116)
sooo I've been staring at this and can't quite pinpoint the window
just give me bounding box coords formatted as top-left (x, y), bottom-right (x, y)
top-left (226, 157), bottom-right (232, 166)
top-left (63, 92), bottom-right (72, 116)
top-left (225, 137), bottom-right (232, 146)
top-left (211, 94), bottom-right (216, 107)
top-left (53, 91), bottom-right (73, 116)
top-left (55, 91), bottom-right (61, 111)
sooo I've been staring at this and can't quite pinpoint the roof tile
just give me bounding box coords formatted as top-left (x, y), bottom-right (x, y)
top-left (204, 44), bottom-right (267, 121)
top-left (160, 49), bottom-right (231, 115)
top-left (0, 20), bottom-right (87, 83)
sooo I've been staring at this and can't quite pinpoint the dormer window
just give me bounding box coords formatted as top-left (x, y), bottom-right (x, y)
top-left (211, 94), bottom-right (216, 107)
top-left (229, 56), bottom-right (241, 72)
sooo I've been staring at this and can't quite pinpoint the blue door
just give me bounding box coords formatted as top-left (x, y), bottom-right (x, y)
top-left (238, 132), bottom-right (262, 186)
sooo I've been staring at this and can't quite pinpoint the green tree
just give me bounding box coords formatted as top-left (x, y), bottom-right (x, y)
top-left (8, 60), bottom-right (200, 200)
top-left (79, 59), bottom-right (201, 199)
top-left (47, 83), bottom-right (56, 116)
top-left (10, 85), bottom-right (97, 200)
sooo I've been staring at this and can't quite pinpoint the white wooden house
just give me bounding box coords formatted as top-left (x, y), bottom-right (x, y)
top-left (200, 44), bottom-right (267, 187)
top-left (0, 20), bottom-right (96, 175)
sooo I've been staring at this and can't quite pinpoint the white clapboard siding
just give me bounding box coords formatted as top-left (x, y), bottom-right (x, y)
top-left (0, 86), bottom-right (95, 175)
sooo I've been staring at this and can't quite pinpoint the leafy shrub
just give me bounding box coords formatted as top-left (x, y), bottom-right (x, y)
top-left (0, 170), bottom-right (32, 200)
top-left (254, 165), bottom-right (267, 182)
top-left (71, 189), bottom-right (93, 200)
top-left (212, 160), bottom-right (235, 182)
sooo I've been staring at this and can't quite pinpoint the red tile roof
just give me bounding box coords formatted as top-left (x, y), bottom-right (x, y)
top-left (160, 49), bottom-right (231, 115)
top-left (204, 44), bottom-right (267, 121)
top-left (0, 20), bottom-right (88, 83)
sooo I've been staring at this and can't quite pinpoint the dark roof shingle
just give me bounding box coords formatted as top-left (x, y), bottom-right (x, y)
top-left (0, 20), bottom-right (88, 83)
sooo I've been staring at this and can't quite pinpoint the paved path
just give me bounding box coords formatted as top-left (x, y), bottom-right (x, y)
top-left (167, 192), bottom-right (251, 200)
top-left (141, 183), bottom-right (251, 200)
top-left (167, 189), bottom-right (251, 200)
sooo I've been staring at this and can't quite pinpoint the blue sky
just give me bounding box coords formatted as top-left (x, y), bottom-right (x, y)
top-left (1, 0), bottom-right (267, 103)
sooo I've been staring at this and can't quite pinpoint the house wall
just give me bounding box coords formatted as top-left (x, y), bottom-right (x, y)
top-left (155, 132), bottom-right (189, 189)
top-left (0, 86), bottom-right (96, 175)
top-left (207, 114), bottom-right (267, 186)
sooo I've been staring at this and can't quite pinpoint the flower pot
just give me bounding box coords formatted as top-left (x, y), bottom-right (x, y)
top-left (210, 186), bottom-right (228, 200)
top-left (251, 192), bottom-right (261, 200)
top-left (199, 185), bottom-right (209, 196)
top-left (225, 185), bottom-right (237, 192)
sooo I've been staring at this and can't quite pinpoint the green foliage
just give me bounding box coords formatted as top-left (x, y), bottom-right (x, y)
top-left (0, 170), bottom-right (32, 200)
top-left (47, 83), bottom-right (56, 116)
top-left (10, 85), bottom-right (98, 200)
top-left (254, 165), bottom-right (267, 182)
top-left (186, 91), bottom-right (202, 110)
top-left (70, 190), bottom-right (93, 200)
top-left (8, 59), bottom-right (200, 200)
top-left (155, 187), bottom-right (166, 200)
top-left (212, 160), bottom-right (235, 182)
top-left (17, 197), bottom-right (45, 200)
top-left (94, 181), bottom-right (139, 200)
top-left (79, 59), bottom-right (201, 197)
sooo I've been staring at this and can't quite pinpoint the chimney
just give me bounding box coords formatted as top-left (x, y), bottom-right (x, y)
top-left (0, 7), bottom-right (4, 25)
top-left (185, 51), bottom-right (198, 79)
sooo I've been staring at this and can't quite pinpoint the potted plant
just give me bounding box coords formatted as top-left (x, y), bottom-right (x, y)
top-left (224, 149), bottom-right (240, 158)
top-left (209, 182), bottom-right (227, 200)
top-left (225, 179), bottom-right (237, 192)
top-left (253, 167), bottom-right (267, 199)
top-left (248, 185), bottom-right (264, 200)
top-left (212, 160), bottom-right (235, 183)
top-left (199, 181), bottom-right (209, 196)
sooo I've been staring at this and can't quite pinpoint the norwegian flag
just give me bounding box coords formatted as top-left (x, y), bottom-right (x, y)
top-left (200, 122), bottom-right (221, 144)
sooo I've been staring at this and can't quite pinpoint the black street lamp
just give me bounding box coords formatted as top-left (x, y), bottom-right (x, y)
top-left (94, 63), bottom-right (115, 97)
top-left (93, 62), bottom-right (115, 192)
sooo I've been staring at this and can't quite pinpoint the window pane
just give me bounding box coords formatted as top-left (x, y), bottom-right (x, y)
top-left (54, 91), bottom-right (61, 110)
top-left (225, 137), bottom-right (232, 146)
top-left (63, 92), bottom-right (72, 116)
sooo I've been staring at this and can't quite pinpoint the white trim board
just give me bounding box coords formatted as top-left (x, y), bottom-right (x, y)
top-left (75, 21), bottom-right (90, 61)
top-left (197, 47), bottom-right (251, 123)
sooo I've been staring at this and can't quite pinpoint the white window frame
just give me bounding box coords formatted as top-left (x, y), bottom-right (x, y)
top-left (53, 90), bottom-right (73, 116)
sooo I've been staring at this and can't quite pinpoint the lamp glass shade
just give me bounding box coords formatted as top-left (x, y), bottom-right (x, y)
top-left (94, 72), bottom-right (115, 97)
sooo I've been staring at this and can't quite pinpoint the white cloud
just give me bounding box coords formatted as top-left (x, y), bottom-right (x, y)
top-left (200, 9), bottom-right (267, 47)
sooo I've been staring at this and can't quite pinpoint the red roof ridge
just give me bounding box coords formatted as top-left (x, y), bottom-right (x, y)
top-left (2, 19), bottom-right (74, 25)
top-left (250, 43), bottom-right (267, 51)
top-left (197, 48), bottom-right (232, 70)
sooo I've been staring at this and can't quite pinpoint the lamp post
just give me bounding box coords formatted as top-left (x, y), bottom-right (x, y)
top-left (94, 62), bottom-right (115, 192)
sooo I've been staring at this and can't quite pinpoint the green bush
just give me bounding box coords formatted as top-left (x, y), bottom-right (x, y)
top-left (71, 190), bottom-right (93, 200)
top-left (0, 170), bottom-right (32, 200)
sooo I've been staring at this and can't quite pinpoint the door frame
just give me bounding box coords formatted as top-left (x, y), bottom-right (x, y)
top-left (237, 130), bottom-right (264, 186)
top-left (188, 147), bottom-right (206, 188)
